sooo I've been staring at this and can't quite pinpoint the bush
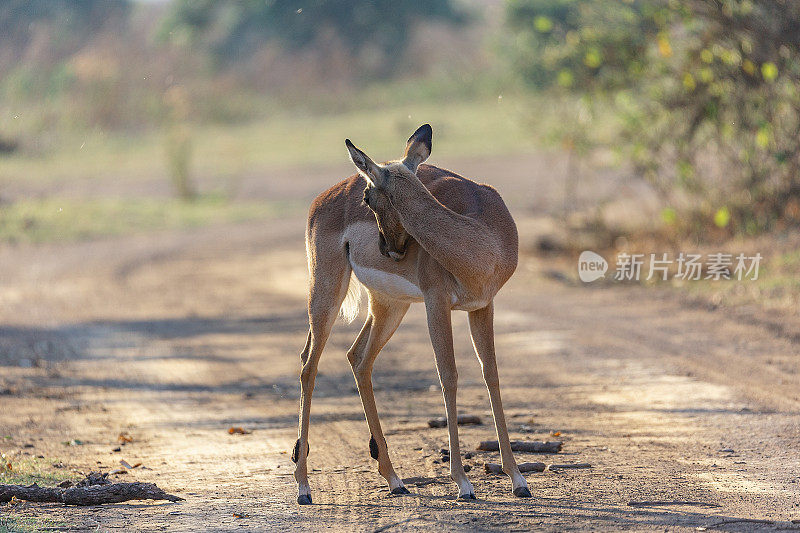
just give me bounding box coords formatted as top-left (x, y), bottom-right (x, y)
top-left (506, 0), bottom-right (800, 236)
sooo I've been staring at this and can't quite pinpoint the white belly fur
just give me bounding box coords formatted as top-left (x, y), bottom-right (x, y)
top-left (351, 264), bottom-right (424, 301)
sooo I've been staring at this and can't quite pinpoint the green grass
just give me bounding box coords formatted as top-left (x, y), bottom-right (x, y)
top-left (0, 195), bottom-right (294, 244)
top-left (0, 97), bottom-right (539, 190)
top-left (0, 454), bottom-right (77, 486)
top-left (0, 516), bottom-right (70, 533)
top-left (0, 95), bottom-right (542, 244)
top-left (0, 455), bottom-right (78, 532)
top-left (675, 249), bottom-right (800, 313)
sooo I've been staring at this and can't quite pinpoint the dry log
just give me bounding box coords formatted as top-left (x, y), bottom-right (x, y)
top-left (628, 500), bottom-right (720, 508)
top-left (477, 440), bottom-right (562, 453)
top-left (0, 482), bottom-right (183, 505)
top-left (428, 415), bottom-right (483, 428)
top-left (705, 519), bottom-right (775, 529)
top-left (548, 463), bottom-right (591, 470)
top-left (484, 462), bottom-right (545, 475)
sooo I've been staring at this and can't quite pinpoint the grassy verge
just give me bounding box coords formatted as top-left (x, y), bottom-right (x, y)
top-left (678, 248), bottom-right (800, 314)
top-left (0, 517), bottom-right (71, 533)
top-left (0, 454), bottom-right (77, 487)
top-left (0, 96), bottom-right (539, 191)
top-left (0, 95), bottom-right (540, 245)
top-left (0, 195), bottom-right (293, 244)
top-left (0, 454), bottom-right (79, 532)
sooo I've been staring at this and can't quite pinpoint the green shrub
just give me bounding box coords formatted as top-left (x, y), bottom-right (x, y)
top-left (506, 0), bottom-right (800, 237)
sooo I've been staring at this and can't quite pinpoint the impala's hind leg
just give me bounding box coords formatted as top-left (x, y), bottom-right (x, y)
top-left (293, 246), bottom-right (351, 505)
top-left (347, 296), bottom-right (409, 495)
top-left (469, 302), bottom-right (529, 497)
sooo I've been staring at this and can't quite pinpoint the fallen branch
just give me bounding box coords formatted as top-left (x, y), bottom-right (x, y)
top-left (484, 462), bottom-right (545, 475)
top-left (0, 482), bottom-right (183, 505)
top-left (703, 518), bottom-right (775, 529)
top-left (548, 463), bottom-right (591, 470)
top-left (628, 500), bottom-right (720, 508)
top-left (428, 415), bottom-right (482, 428)
top-left (477, 440), bottom-right (562, 453)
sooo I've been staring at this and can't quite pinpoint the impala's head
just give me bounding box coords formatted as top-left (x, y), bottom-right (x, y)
top-left (345, 124), bottom-right (432, 261)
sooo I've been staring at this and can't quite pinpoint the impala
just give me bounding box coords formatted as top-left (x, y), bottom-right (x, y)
top-left (292, 124), bottom-right (529, 503)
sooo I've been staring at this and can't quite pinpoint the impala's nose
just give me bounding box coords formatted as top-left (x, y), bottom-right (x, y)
top-left (378, 232), bottom-right (390, 258)
top-left (378, 231), bottom-right (407, 261)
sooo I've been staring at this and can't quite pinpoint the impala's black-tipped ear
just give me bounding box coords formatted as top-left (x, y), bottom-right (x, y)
top-left (402, 123), bottom-right (432, 173)
top-left (346, 138), bottom-right (381, 186)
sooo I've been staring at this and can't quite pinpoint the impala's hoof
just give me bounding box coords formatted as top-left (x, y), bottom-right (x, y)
top-left (458, 492), bottom-right (476, 500)
top-left (391, 486), bottom-right (410, 495)
top-left (297, 494), bottom-right (312, 505)
top-left (513, 486), bottom-right (532, 498)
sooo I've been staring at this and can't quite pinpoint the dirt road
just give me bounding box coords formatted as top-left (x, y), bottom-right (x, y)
top-left (1, 156), bottom-right (799, 531)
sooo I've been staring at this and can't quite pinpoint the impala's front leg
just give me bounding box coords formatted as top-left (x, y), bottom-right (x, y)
top-left (425, 295), bottom-right (475, 500)
top-left (469, 303), bottom-right (530, 498)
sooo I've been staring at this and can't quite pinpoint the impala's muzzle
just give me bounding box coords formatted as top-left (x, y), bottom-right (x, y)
top-left (378, 231), bottom-right (407, 262)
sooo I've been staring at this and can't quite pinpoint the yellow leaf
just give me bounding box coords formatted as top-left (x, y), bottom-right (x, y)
top-left (682, 73), bottom-right (696, 91)
top-left (658, 36), bottom-right (672, 58)
top-left (557, 70), bottom-right (574, 88)
top-left (714, 207), bottom-right (731, 228)
top-left (584, 48), bottom-right (602, 68)
top-left (756, 126), bottom-right (771, 148)
top-left (761, 62), bottom-right (778, 82)
top-left (534, 16), bottom-right (553, 33)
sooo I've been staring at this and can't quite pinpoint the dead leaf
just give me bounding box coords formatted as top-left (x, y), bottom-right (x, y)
top-left (117, 432), bottom-right (133, 444)
top-left (109, 468), bottom-right (127, 475)
top-left (228, 427), bottom-right (251, 435)
top-left (551, 431), bottom-right (561, 437)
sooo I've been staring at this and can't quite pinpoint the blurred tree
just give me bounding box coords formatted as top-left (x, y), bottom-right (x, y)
top-left (0, 0), bottom-right (129, 63)
top-left (159, 0), bottom-right (464, 76)
top-left (506, 0), bottom-right (662, 91)
top-left (0, 0), bottom-right (133, 131)
top-left (507, 0), bottom-right (800, 236)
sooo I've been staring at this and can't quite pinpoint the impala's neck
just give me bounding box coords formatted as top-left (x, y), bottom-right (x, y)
top-left (389, 173), bottom-right (500, 286)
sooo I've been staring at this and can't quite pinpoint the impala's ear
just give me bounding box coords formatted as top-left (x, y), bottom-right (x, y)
top-left (345, 138), bottom-right (382, 186)
top-left (402, 123), bottom-right (432, 173)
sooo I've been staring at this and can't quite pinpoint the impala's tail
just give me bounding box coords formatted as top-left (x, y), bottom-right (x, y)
top-left (338, 273), bottom-right (363, 324)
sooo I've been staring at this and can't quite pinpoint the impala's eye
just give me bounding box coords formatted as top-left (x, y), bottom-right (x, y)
top-left (363, 190), bottom-right (370, 207)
